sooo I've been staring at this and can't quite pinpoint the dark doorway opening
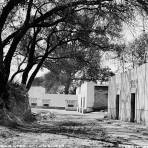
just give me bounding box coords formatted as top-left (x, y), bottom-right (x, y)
top-left (43, 104), bottom-right (49, 107)
top-left (31, 103), bottom-right (37, 107)
top-left (68, 104), bottom-right (74, 107)
top-left (116, 95), bottom-right (119, 119)
top-left (130, 93), bottom-right (135, 122)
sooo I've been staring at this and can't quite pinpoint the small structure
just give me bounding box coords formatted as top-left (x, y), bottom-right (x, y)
top-left (76, 81), bottom-right (108, 113)
top-left (42, 99), bottom-right (51, 108)
top-left (28, 86), bottom-right (78, 110)
top-left (108, 63), bottom-right (148, 125)
top-left (65, 99), bottom-right (78, 111)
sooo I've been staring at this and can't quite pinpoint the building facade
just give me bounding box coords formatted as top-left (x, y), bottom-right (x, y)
top-left (108, 63), bottom-right (148, 125)
top-left (76, 81), bottom-right (108, 113)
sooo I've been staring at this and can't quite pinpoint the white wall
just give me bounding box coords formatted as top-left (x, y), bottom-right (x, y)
top-left (76, 87), bottom-right (81, 108)
top-left (86, 82), bottom-right (95, 108)
top-left (28, 86), bottom-right (78, 108)
top-left (77, 81), bottom-right (108, 112)
top-left (76, 81), bottom-right (96, 112)
top-left (28, 86), bottom-right (46, 106)
top-left (28, 86), bottom-right (45, 98)
top-left (76, 82), bottom-right (88, 109)
top-left (44, 94), bottom-right (77, 107)
top-left (80, 82), bottom-right (87, 109)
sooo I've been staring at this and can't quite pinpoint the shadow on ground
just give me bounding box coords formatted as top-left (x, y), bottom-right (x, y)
top-left (0, 109), bottom-right (147, 147)
top-left (8, 115), bottom-right (134, 147)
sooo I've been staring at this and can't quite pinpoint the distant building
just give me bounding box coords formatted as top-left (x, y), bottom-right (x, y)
top-left (28, 86), bottom-right (78, 111)
top-left (76, 81), bottom-right (108, 113)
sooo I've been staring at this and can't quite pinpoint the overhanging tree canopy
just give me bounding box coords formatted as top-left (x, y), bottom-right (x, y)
top-left (0, 0), bottom-right (144, 100)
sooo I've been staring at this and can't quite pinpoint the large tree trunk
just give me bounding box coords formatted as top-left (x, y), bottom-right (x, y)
top-left (0, 71), bottom-right (8, 105)
top-left (0, 40), bottom-right (9, 107)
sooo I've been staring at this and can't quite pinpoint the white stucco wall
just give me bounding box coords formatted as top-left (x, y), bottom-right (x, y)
top-left (44, 94), bottom-right (77, 107)
top-left (76, 81), bottom-right (96, 112)
top-left (76, 82), bottom-right (88, 109)
top-left (28, 86), bottom-right (78, 108)
top-left (86, 82), bottom-right (95, 108)
top-left (28, 86), bottom-right (46, 106)
top-left (77, 81), bottom-right (108, 113)
top-left (28, 86), bottom-right (45, 98)
top-left (80, 82), bottom-right (87, 109)
top-left (76, 87), bottom-right (81, 108)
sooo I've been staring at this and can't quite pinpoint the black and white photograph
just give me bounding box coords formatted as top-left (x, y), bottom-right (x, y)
top-left (0, 0), bottom-right (148, 147)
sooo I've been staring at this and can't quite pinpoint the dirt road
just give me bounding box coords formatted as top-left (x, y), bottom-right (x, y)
top-left (0, 108), bottom-right (148, 147)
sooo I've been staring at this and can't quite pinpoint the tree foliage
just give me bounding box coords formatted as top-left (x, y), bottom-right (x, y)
top-left (133, 33), bottom-right (148, 64)
top-left (126, 33), bottom-right (148, 67)
top-left (36, 44), bottom-right (114, 94)
top-left (0, 0), bottom-right (143, 101)
top-left (114, 33), bottom-right (148, 71)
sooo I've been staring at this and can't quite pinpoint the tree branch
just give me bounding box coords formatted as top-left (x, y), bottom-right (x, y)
top-left (24, 0), bottom-right (33, 25)
top-left (0, 0), bottom-right (24, 32)
top-left (9, 55), bottom-right (27, 82)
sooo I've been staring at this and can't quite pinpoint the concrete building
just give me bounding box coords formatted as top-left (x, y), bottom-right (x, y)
top-left (28, 86), bottom-right (78, 110)
top-left (108, 63), bottom-right (148, 125)
top-left (76, 81), bottom-right (108, 113)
